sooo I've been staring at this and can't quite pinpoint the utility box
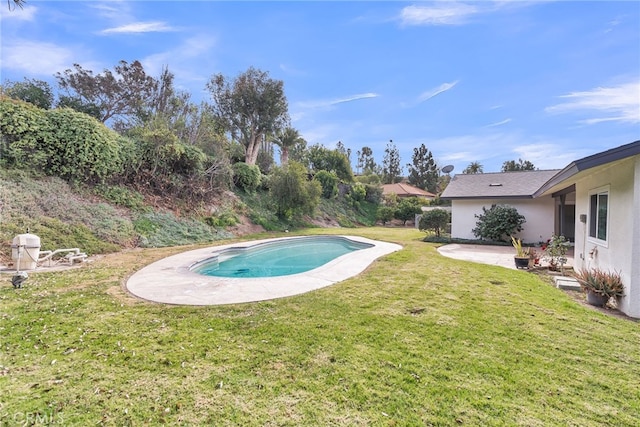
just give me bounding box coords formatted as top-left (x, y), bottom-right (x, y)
top-left (11, 233), bottom-right (41, 271)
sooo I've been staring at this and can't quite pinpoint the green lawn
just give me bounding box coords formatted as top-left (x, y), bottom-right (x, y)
top-left (1, 228), bottom-right (638, 426)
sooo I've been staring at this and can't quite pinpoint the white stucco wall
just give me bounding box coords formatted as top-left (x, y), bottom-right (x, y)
top-left (573, 156), bottom-right (640, 318)
top-left (450, 197), bottom-right (555, 243)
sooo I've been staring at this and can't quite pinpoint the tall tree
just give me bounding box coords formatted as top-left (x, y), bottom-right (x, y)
top-left (55, 60), bottom-right (158, 126)
top-left (272, 127), bottom-right (304, 165)
top-left (463, 161), bottom-right (484, 174)
top-left (382, 139), bottom-right (402, 184)
top-left (501, 158), bottom-right (536, 172)
top-left (407, 143), bottom-right (439, 193)
top-left (206, 67), bottom-right (289, 165)
top-left (357, 146), bottom-right (377, 174)
top-left (335, 141), bottom-right (351, 163)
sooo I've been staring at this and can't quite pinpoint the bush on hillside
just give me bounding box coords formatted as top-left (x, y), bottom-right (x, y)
top-left (232, 162), bottom-right (262, 192)
top-left (0, 96), bottom-right (51, 172)
top-left (44, 108), bottom-right (124, 183)
top-left (269, 161), bottom-right (321, 220)
top-left (314, 170), bottom-right (339, 199)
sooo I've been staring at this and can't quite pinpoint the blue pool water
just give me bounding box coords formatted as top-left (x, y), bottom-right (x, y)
top-left (191, 236), bottom-right (373, 278)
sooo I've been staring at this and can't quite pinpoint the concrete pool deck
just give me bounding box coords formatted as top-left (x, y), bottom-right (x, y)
top-left (126, 235), bottom-right (402, 305)
top-left (437, 243), bottom-right (574, 271)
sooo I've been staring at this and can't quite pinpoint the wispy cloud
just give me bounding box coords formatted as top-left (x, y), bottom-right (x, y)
top-left (1, 39), bottom-right (75, 75)
top-left (546, 80), bottom-right (640, 125)
top-left (399, 3), bottom-right (479, 26)
top-left (101, 21), bottom-right (175, 35)
top-left (418, 81), bottom-right (459, 103)
top-left (331, 93), bottom-right (379, 105)
top-left (297, 93), bottom-right (380, 110)
top-left (485, 118), bottom-right (512, 127)
top-left (0, 4), bottom-right (37, 21)
top-left (143, 35), bottom-right (217, 86)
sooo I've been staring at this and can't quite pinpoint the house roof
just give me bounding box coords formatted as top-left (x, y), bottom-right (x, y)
top-left (382, 183), bottom-right (436, 198)
top-left (440, 170), bottom-right (561, 200)
top-left (534, 140), bottom-right (640, 197)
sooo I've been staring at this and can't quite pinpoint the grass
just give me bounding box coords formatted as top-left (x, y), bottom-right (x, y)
top-left (1, 228), bottom-right (639, 426)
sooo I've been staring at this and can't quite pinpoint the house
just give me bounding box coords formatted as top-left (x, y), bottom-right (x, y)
top-left (441, 140), bottom-right (640, 318)
top-left (440, 170), bottom-right (561, 243)
top-left (382, 183), bottom-right (436, 200)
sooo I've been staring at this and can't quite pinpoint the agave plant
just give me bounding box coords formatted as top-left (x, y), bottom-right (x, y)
top-left (574, 268), bottom-right (625, 299)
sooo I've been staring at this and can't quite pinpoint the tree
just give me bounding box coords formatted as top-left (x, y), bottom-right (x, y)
top-left (472, 204), bottom-right (526, 241)
top-left (501, 158), bottom-right (536, 172)
top-left (463, 161), bottom-right (483, 174)
top-left (269, 161), bottom-right (321, 219)
top-left (307, 144), bottom-right (354, 182)
top-left (382, 139), bottom-right (402, 184)
top-left (394, 197), bottom-right (423, 225)
top-left (1, 78), bottom-right (54, 109)
top-left (407, 143), bottom-right (439, 193)
top-left (55, 60), bottom-right (158, 126)
top-left (357, 146), bottom-right (377, 174)
top-left (206, 67), bottom-right (288, 165)
top-left (272, 127), bottom-right (304, 165)
top-left (419, 209), bottom-right (450, 237)
top-left (376, 206), bottom-right (395, 225)
top-left (336, 140), bottom-right (351, 163)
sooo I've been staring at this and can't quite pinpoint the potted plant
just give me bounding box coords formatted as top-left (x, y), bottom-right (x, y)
top-left (511, 236), bottom-right (530, 269)
top-left (542, 234), bottom-right (570, 273)
top-left (574, 268), bottom-right (625, 307)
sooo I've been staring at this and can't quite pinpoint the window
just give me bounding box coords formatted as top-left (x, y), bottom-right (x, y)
top-left (589, 187), bottom-right (609, 243)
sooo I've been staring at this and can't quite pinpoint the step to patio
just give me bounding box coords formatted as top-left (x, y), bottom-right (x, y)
top-left (554, 276), bottom-right (581, 291)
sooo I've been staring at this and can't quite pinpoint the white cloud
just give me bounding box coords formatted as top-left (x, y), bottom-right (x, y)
top-left (1, 39), bottom-right (75, 75)
top-left (399, 3), bottom-right (479, 26)
top-left (142, 35), bottom-right (217, 89)
top-left (296, 93), bottom-right (379, 110)
top-left (0, 4), bottom-right (36, 21)
top-left (546, 80), bottom-right (640, 125)
top-left (100, 21), bottom-right (175, 34)
top-left (485, 118), bottom-right (512, 127)
top-left (418, 81), bottom-right (458, 102)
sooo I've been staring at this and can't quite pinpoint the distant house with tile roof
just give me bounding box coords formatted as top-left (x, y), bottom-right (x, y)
top-left (441, 140), bottom-right (640, 318)
top-left (382, 183), bottom-right (436, 199)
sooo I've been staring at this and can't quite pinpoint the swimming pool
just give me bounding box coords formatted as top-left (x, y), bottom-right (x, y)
top-left (126, 235), bottom-right (402, 305)
top-left (191, 236), bottom-right (373, 278)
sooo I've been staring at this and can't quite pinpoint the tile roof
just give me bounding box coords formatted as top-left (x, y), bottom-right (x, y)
top-left (382, 183), bottom-right (437, 198)
top-left (441, 170), bottom-right (560, 199)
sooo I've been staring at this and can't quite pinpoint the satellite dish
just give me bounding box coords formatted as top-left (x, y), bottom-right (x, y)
top-left (441, 165), bottom-right (454, 174)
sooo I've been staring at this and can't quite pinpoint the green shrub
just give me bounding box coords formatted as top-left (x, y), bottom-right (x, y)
top-left (364, 184), bottom-right (383, 204)
top-left (472, 204), bottom-right (526, 242)
top-left (347, 182), bottom-right (367, 207)
top-left (269, 161), bottom-right (321, 220)
top-left (44, 108), bottom-right (124, 183)
top-left (0, 96), bottom-right (51, 171)
top-left (94, 185), bottom-right (148, 212)
top-left (418, 209), bottom-right (451, 237)
top-left (232, 162), bottom-right (262, 192)
top-left (394, 197), bottom-right (423, 225)
top-left (313, 170), bottom-right (339, 199)
top-left (376, 206), bottom-right (395, 225)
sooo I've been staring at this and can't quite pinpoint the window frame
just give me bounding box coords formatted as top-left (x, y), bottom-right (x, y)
top-left (587, 185), bottom-right (610, 247)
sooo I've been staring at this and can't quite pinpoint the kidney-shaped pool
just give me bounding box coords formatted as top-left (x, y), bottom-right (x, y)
top-left (126, 235), bottom-right (402, 305)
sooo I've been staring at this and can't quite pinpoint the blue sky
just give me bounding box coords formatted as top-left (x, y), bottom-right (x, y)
top-left (1, 1), bottom-right (639, 173)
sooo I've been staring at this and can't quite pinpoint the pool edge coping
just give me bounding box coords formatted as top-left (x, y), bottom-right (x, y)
top-left (125, 235), bottom-right (403, 306)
